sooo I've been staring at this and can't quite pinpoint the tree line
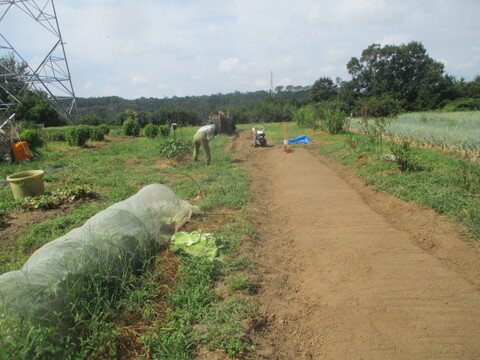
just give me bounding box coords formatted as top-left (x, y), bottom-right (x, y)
top-left (1, 41), bottom-right (479, 128)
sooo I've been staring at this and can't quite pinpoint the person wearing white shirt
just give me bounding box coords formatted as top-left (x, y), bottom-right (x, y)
top-left (193, 123), bottom-right (217, 165)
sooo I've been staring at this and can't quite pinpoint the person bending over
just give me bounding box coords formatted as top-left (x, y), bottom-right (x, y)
top-left (193, 123), bottom-right (217, 165)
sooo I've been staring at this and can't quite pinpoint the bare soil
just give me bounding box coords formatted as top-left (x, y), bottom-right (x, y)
top-left (230, 130), bottom-right (480, 359)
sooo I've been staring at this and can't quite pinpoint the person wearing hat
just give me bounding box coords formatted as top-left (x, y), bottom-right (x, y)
top-left (193, 123), bottom-right (218, 165)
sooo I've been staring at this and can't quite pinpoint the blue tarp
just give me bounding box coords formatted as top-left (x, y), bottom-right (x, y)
top-left (288, 135), bottom-right (311, 144)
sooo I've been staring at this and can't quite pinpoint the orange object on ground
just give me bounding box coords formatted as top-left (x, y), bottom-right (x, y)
top-left (282, 123), bottom-right (290, 153)
top-left (11, 141), bottom-right (32, 161)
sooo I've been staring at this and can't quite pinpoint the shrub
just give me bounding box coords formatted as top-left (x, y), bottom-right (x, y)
top-left (44, 129), bottom-right (66, 142)
top-left (20, 129), bottom-right (44, 150)
top-left (320, 107), bottom-right (348, 135)
top-left (66, 126), bottom-right (90, 147)
top-left (294, 105), bottom-right (319, 129)
top-left (98, 124), bottom-right (110, 135)
top-left (391, 141), bottom-right (423, 172)
top-left (159, 124), bottom-right (171, 137)
top-left (159, 138), bottom-right (191, 160)
top-left (122, 119), bottom-right (140, 137)
top-left (90, 126), bottom-right (106, 141)
top-left (442, 98), bottom-right (480, 112)
top-left (143, 124), bottom-right (159, 138)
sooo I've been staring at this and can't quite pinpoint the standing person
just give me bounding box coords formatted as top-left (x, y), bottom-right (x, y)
top-left (193, 123), bottom-right (217, 165)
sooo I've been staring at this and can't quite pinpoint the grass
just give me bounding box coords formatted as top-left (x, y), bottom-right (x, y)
top-left (0, 127), bottom-right (259, 359)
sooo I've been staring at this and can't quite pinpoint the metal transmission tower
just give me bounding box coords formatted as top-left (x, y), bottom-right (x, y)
top-left (0, 0), bottom-right (77, 125)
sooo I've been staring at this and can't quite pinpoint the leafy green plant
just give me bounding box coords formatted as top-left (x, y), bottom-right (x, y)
top-left (143, 123), bottom-right (159, 138)
top-left (90, 126), bottom-right (106, 141)
top-left (391, 141), bottom-right (423, 172)
top-left (294, 105), bottom-right (319, 129)
top-left (122, 119), bottom-right (140, 137)
top-left (66, 126), bottom-right (90, 147)
top-left (320, 107), bottom-right (348, 135)
top-left (20, 185), bottom-right (97, 210)
top-left (353, 116), bottom-right (393, 153)
top-left (19, 129), bottom-right (44, 150)
top-left (44, 129), bottom-right (67, 142)
top-left (98, 124), bottom-right (110, 135)
top-left (159, 124), bottom-right (171, 137)
top-left (158, 138), bottom-right (191, 160)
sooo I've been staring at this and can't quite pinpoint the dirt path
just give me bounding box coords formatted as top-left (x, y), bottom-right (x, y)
top-left (229, 131), bottom-right (480, 360)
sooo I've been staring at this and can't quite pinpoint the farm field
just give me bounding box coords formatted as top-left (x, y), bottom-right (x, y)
top-left (0, 120), bottom-right (479, 359)
top-left (349, 111), bottom-right (480, 155)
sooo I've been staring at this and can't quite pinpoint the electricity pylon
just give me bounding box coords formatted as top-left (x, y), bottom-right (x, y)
top-left (0, 0), bottom-right (77, 125)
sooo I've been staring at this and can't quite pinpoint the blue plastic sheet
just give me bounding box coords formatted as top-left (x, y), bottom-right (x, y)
top-left (288, 135), bottom-right (311, 144)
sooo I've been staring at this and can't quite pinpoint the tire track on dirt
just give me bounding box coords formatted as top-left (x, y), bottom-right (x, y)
top-left (232, 131), bottom-right (480, 360)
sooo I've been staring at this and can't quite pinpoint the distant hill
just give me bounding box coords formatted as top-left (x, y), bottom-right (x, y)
top-left (76, 88), bottom-right (310, 121)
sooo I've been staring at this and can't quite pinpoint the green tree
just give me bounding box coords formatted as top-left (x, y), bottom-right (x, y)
top-left (309, 77), bottom-right (338, 103)
top-left (14, 90), bottom-right (65, 127)
top-left (118, 109), bottom-right (138, 125)
top-left (79, 113), bottom-right (103, 126)
top-left (294, 104), bottom-right (320, 129)
top-left (347, 42), bottom-right (449, 110)
top-left (458, 76), bottom-right (480, 98)
top-left (252, 99), bottom-right (294, 123)
top-left (0, 53), bottom-right (28, 104)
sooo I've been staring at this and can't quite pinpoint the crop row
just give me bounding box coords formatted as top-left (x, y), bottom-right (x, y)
top-left (349, 111), bottom-right (480, 154)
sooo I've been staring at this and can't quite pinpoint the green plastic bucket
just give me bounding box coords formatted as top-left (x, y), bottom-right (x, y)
top-left (7, 170), bottom-right (45, 200)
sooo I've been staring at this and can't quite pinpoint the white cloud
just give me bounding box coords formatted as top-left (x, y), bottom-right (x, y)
top-left (278, 77), bottom-right (292, 86)
top-left (438, 58), bottom-right (451, 67)
top-left (84, 81), bottom-right (95, 90)
top-left (100, 85), bottom-right (120, 97)
top-left (218, 58), bottom-right (240, 73)
top-left (379, 34), bottom-right (411, 46)
top-left (132, 75), bottom-right (148, 85)
top-left (254, 79), bottom-right (269, 88)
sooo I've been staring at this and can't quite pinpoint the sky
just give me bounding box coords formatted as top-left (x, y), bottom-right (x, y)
top-left (1, 0), bottom-right (480, 100)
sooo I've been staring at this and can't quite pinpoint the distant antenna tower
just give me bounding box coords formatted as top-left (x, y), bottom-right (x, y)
top-left (0, 0), bottom-right (77, 125)
top-left (269, 70), bottom-right (273, 94)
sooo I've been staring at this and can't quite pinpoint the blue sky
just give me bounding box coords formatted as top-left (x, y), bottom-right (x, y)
top-left (2, 0), bottom-right (479, 99)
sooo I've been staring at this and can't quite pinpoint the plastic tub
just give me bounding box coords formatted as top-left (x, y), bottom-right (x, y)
top-left (7, 170), bottom-right (45, 200)
top-left (11, 141), bottom-right (32, 161)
